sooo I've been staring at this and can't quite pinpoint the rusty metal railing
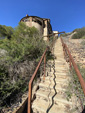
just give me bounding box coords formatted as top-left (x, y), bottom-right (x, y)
top-left (28, 36), bottom-right (58, 113)
top-left (27, 32), bottom-right (65, 113)
top-left (43, 31), bottom-right (65, 37)
top-left (28, 47), bottom-right (48, 113)
top-left (61, 37), bottom-right (85, 96)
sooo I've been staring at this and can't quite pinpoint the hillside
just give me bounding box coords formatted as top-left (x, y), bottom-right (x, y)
top-left (0, 22), bottom-right (47, 112)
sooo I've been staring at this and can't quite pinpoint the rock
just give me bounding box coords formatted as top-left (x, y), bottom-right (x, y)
top-left (0, 49), bottom-right (7, 56)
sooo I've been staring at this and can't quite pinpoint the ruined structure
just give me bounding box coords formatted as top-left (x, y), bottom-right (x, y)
top-left (20, 15), bottom-right (53, 41)
top-left (53, 31), bottom-right (59, 38)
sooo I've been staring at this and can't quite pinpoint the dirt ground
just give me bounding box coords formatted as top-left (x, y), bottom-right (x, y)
top-left (63, 38), bottom-right (85, 67)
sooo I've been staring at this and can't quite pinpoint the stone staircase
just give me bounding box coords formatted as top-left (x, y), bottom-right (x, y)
top-left (32, 38), bottom-right (81, 113)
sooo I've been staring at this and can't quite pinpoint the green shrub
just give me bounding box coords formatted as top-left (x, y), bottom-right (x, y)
top-left (0, 22), bottom-right (46, 63)
top-left (81, 35), bottom-right (85, 39)
top-left (60, 32), bottom-right (72, 37)
top-left (72, 27), bottom-right (85, 39)
top-left (0, 22), bottom-right (46, 108)
top-left (0, 64), bottom-right (28, 107)
top-left (0, 25), bottom-right (14, 39)
top-left (72, 28), bottom-right (81, 33)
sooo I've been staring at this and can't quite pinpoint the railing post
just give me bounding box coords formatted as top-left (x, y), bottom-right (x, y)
top-left (27, 48), bottom-right (48, 113)
top-left (64, 44), bottom-right (71, 68)
top-left (63, 47), bottom-right (66, 60)
top-left (69, 59), bottom-right (72, 69)
top-left (28, 82), bottom-right (32, 113)
top-left (43, 54), bottom-right (46, 80)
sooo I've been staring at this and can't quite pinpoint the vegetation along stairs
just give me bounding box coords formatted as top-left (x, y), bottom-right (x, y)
top-left (31, 38), bottom-right (82, 113)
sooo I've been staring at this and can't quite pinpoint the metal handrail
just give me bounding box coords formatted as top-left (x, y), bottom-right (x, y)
top-left (28, 47), bottom-right (48, 113)
top-left (27, 32), bottom-right (64, 113)
top-left (61, 37), bottom-right (85, 95)
top-left (28, 36), bottom-right (57, 113)
top-left (43, 31), bottom-right (65, 37)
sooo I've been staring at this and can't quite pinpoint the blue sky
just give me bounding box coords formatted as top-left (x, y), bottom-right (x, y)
top-left (0, 0), bottom-right (85, 32)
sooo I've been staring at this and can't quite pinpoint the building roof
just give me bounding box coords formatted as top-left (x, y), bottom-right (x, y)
top-left (20, 15), bottom-right (50, 22)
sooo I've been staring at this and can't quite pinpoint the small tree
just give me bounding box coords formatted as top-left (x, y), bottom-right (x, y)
top-left (0, 25), bottom-right (14, 39)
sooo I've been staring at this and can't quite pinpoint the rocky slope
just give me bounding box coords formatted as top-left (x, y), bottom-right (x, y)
top-left (63, 37), bottom-right (85, 67)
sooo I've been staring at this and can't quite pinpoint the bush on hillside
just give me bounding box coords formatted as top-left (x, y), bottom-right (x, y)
top-left (0, 25), bottom-right (14, 39)
top-left (0, 22), bottom-right (46, 63)
top-left (72, 27), bottom-right (85, 39)
top-left (0, 64), bottom-right (27, 107)
top-left (60, 32), bottom-right (71, 37)
top-left (72, 28), bottom-right (81, 33)
top-left (0, 22), bottom-right (46, 108)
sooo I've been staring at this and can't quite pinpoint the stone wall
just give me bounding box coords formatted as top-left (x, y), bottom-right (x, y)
top-left (20, 15), bottom-right (53, 41)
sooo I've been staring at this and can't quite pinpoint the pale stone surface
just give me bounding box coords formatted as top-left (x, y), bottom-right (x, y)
top-left (32, 38), bottom-right (82, 113)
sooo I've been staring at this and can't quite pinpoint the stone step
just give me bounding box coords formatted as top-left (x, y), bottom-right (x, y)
top-left (52, 64), bottom-right (68, 68)
top-left (55, 69), bottom-right (69, 73)
top-left (46, 65), bottom-right (67, 69)
top-left (54, 50), bottom-right (63, 51)
top-left (48, 104), bottom-right (69, 113)
top-left (56, 47), bottom-right (63, 48)
top-left (55, 54), bottom-right (64, 55)
top-left (55, 60), bottom-right (67, 62)
top-left (54, 50), bottom-right (64, 52)
top-left (55, 55), bottom-right (64, 58)
top-left (54, 94), bottom-right (72, 106)
top-left (41, 72), bottom-right (70, 78)
top-left (54, 62), bottom-right (67, 64)
top-left (54, 60), bottom-right (67, 63)
top-left (46, 71), bottom-right (69, 76)
top-left (53, 67), bottom-right (69, 71)
top-left (39, 81), bottom-right (68, 90)
top-left (46, 71), bottom-right (69, 75)
top-left (51, 66), bottom-right (68, 69)
top-left (41, 74), bottom-right (70, 81)
top-left (32, 98), bottom-right (50, 113)
top-left (55, 54), bottom-right (64, 57)
top-left (54, 54), bottom-right (64, 56)
top-left (36, 88), bottom-right (66, 99)
top-left (35, 89), bottom-right (72, 107)
top-left (48, 61), bottom-right (68, 65)
top-left (46, 69), bottom-right (69, 74)
top-left (42, 77), bottom-right (70, 83)
top-left (32, 97), bottom-right (72, 113)
top-left (55, 47), bottom-right (63, 50)
top-left (32, 39), bottom-right (77, 113)
top-left (36, 89), bottom-right (55, 99)
top-left (54, 62), bottom-right (68, 65)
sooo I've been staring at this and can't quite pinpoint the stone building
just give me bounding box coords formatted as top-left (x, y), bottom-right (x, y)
top-left (20, 15), bottom-right (53, 41)
top-left (53, 31), bottom-right (59, 38)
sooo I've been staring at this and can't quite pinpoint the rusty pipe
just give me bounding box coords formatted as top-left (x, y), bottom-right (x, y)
top-left (28, 47), bottom-right (48, 113)
top-left (44, 55), bottom-right (46, 80)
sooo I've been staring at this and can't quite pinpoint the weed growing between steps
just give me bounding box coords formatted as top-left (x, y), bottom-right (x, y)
top-left (65, 65), bottom-right (85, 111)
